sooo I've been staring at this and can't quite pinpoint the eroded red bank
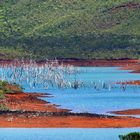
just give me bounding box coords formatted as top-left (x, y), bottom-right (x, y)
top-left (0, 92), bottom-right (140, 128)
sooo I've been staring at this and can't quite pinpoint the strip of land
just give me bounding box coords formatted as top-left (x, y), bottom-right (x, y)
top-left (110, 109), bottom-right (140, 115)
top-left (3, 92), bottom-right (68, 113)
top-left (0, 92), bottom-right (140, 128)
top-left (61, 59), bottom-right (140, 67)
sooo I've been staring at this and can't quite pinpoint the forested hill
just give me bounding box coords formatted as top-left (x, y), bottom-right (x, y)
top-left (0, 0), bottom-right (140, 60)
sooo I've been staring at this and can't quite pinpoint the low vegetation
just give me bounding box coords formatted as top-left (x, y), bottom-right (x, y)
top-left (119, 132), bottom-right (140, 140)
top-left (0, 80), bottom-right (22, 111)
top-left (0, 0), bottom-right (140, 60)
top-left (0, 80), bottom-right (22, 94)
top-left (0, 104), bottom-right (9, 111)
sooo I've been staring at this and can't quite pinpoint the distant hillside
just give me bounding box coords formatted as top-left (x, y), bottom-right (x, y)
top-left (0, 0), bottom-right (140, 60)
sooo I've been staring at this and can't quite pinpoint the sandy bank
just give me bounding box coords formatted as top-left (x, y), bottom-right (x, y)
top-left (110, 109), bottom-right (140, 115)
top-left (1, 112), bottom-right (140, 128)
top-left (0, 92), bottom-right (140, 128)
top-left (2, 92), bottom-right (68, 113)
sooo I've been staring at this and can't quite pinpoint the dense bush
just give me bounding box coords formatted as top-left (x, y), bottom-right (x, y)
top-left (0, 80), bottom-right (12, 94)
top-left (0, 80), bottom-right (22, 110)
top-left (0, 80), bottom-right (22, 96)
top-left (0, 104), bottom-right (9, 111)
top-left (119, 132), bottom-right (140, 140)
top-left (0, 0), bottom-right (140, 60)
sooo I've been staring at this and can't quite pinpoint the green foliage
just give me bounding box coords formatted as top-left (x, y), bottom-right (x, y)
top-left (0, 0), bottom-right (140, 59)
top-left (0, 91), bottom-right (5, 100)
top-left (0, 80), bottom-right (22, 96)
top-left (0, 47), bottom-right (34, 60)
top-left (0, 80), bottom-right (12, 94)
top-left (0, 104), bottom-right (9, 111)
top-left (0, 80), bottom-right (22, 111)
top-left (119, 132), bottom-right (140, 140)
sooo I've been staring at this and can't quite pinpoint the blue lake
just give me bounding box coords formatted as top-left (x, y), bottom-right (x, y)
top-left (1, 66), bottom-right (140, 115)
top-left (0, 65), bottom-right (140, 139)
top-left (0, 128), bottom-right (140, 140)
top-left (22, 67), bottom-right (140, 115)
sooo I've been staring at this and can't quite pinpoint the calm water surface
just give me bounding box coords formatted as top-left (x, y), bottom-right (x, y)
top-left (0, 128), bottom-right (140, 140)
top-left (0, 66), bottom-right (140, 139)
top-left (1, 66), bottom-right (140, 114)
top-left (22, 67), bottom-right (140, 115)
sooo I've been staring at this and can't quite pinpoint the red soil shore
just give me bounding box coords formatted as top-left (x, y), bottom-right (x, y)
top-left (3, 92), bottom-right (68, 112)
top-left (0, 59), bottom-right (139, 67)
top-left (120, 80), bottom-right (140, 86)
top-left (1, 114), bottom-right (140, 128)
top-left (111, 109), bottom-right (140, 115)
top-left (61, 59), bottom-right (140, 67)
top-left (0, 92), bottom-right (140, 128)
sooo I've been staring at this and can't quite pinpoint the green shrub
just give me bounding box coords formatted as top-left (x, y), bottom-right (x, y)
top-left (0, 89), bottom-right (4, 94)
top-left (0, 81), bottom-right (9, 94)
top-left (0, 0), bottom-right (140, 60)
top-left (0, 93), bottom-right (5, 100)
top-left (0, 89), bottom-right (5, 100)
top-left (0, 80), bottom-right (23, 99)
top-left (0, 104), bottom-right (9, 111)
top-left (1, 81), bottom-right (8, 86)
top-left (119, 132), bottom-right (140, 140)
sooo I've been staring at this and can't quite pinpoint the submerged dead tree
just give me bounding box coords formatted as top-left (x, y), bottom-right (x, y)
top-left (0, 59), bottom-right (133, 91)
